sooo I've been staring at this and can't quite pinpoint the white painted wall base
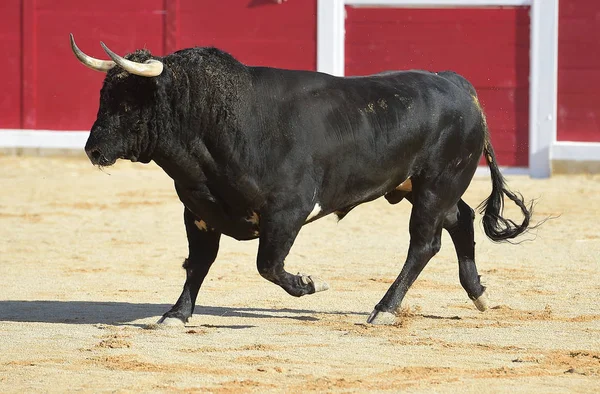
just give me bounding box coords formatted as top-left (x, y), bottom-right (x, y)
top-left (0, 129), bottom-right (554, 177)
top-left (0, 130), bottom-right (598, 172)
top-left (0, 129), bottom-right (89, 150)
top-left (552, 141), bottom-right (600, 162)
top-left (474, 166), bottom-right (529, 177)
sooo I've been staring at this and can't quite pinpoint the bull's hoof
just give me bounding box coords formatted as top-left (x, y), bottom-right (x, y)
top-left (366, 310), bottom-right (397, 325)
top-left (300, 275), bottom-right (330, 293)
top-left (156, 316), bottom-right (186, 327)
top-left (473, 290), bottom-right (489, 312)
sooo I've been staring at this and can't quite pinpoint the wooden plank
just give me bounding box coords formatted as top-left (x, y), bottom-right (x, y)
top-left (558, 93), bottom-right (600, 114)
top-left (557, 122), bottom-right (600, 143)
top-left (347, 23), bottom-right (529, 46)
top-left (559, 44), bottom-right (600, 69)
top-left (346, 6), bottom-right (530, 24)
top-left (0, 0), bottom-right (22, 128)
top-left (36, 0), bottom-right (163, 12)
top-left (22, 0), bottom-right (37, 129)
top-left (164, 0), bottom-right (180, 54)
top-left (345, 43), bottom-right (529, 88)
top-left (558, 70), bottom-right (600, 94)
top-left (559, 0), bottom-right (600, 18)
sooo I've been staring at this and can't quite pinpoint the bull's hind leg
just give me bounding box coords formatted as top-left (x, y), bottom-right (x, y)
top-left (368, 154), bottom-right (482, 325)
top-left (256, 203), bottom-right (329, 297)
top-left (368, 186), bottom-right (449, 324)
top-left (391, 194), bottom-right (488, 312)
top-left (444, 199), bottom-right (488, 311)
top-left (158, 208), bottom-right (221, 326)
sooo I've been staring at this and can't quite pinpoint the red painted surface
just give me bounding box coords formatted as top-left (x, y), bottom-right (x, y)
top-left (165, 0), bottom-right (181, 54)
top-left (1, 0), bottom-right (316, 131)
top-left (31, 0), bottom-right (165, 131)
top-left (2, 0), bottom-right (599, 158)
top-left (345, 7), bottom-right (530, 167)
top-left (177, 0), bottom-right (316, 71)
top-left (557, 1), bottom-right (600, 142)
top-left (0, 1), bottom-right (21, 128)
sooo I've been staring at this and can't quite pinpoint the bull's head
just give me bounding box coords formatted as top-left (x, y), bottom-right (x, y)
top-left (70, 34), bottom-right (165, 166)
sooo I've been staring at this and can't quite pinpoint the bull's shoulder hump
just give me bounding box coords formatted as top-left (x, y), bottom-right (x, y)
top-left (248, 66), bottom-right (335, 84)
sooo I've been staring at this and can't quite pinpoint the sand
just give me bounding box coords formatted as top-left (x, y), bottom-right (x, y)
top-left (1, 156), bottom-right (599, 393)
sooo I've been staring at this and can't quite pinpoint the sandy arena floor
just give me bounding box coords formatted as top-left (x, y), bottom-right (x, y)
top-left (0, 156), bottom-right (599, 393)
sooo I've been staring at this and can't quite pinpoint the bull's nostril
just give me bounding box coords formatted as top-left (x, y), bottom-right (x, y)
top-left (89, 148), bottom-right (101, 162)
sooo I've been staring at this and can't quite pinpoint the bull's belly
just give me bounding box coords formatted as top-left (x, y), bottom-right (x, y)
top-left (305, 175), bottom-right (413, 223)
top-left (184, 176), bottom-right (412, 241)
top-left (193, 212), bottom-right (260, 241)
top-left (326, 174), bottom-right (412, 210)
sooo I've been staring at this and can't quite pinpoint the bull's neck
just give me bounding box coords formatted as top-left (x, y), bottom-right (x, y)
top-left (152, 137), bottom-right (209, 189)
top-left (151, 58), bottom-right (252, 189)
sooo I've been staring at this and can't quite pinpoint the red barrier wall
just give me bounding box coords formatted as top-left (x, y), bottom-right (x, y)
top-left (0, 0), bottom-right (316, 131)
top-left (557, 1), bottom-right (600, 142)
top-left (1, 1), bottom-right (598, 149)
top-left (345, 7), bottom-right (530, 167)
top-left (0, 1), bottom-right (22, 129)
top-left (177, 0), bottom-right (316, 71)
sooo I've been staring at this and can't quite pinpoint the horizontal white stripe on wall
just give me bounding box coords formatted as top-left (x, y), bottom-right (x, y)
top-left (1, 130), bottom-right (598, 172)
top-left (0, 129), bottom-right (89, 150)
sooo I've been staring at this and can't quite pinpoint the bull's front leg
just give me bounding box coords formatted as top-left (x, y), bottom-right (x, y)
top-left (256, 204), bottom-right (329, 297)
top-left (158, 208), bottom-right (221, 326)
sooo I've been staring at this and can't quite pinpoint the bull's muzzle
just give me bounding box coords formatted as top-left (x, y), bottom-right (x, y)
top-left (85, 144), bottom-right (116, 167)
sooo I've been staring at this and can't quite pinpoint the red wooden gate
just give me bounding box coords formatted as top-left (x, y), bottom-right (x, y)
top-left (345, 6), bottom-right (530, 167)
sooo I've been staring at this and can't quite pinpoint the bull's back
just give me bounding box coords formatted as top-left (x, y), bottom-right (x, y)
top-left (313, 70), bottom-right (481, 163)
top-left (436, 70), bottom-right (478, 97)
top-left (246, 67), bottom-right (484, 208)
top-left (300, 70), bottom-right (482, 206)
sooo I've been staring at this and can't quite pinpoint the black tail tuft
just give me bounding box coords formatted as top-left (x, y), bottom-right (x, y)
top-left (478, 140), bottom-right (536, 242)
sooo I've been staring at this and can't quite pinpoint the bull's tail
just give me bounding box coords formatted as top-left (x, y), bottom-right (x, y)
top-left (478, 132), bottom-right (535, 242)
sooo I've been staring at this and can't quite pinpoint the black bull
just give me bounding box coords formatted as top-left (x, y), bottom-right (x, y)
top-left (71, 35), bottom-right (535, 325)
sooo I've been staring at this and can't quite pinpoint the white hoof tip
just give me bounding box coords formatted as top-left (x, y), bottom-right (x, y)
top-left (367, 310), bottom-right (397, 325)
top-left (473, 291), bottom-right (489, 312)
top-left (156, 316), bottom-right (186, 327)
top-left (301, 275), bottom-right (330, 293)
top-left (311, 276), bottom-right (330, 292)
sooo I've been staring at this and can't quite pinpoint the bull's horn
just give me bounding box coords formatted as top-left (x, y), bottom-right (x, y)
top-left (70, 34), bottom-right (115, 72)
top-left (100, 42), bottom-right (163, 77)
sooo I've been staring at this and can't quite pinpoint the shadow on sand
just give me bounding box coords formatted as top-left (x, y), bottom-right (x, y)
top-left (0, 300), bottom-right (366, 325)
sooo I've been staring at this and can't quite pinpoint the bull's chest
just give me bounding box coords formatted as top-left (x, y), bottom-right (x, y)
top-left (176, 187), bottom-right (260, 241)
